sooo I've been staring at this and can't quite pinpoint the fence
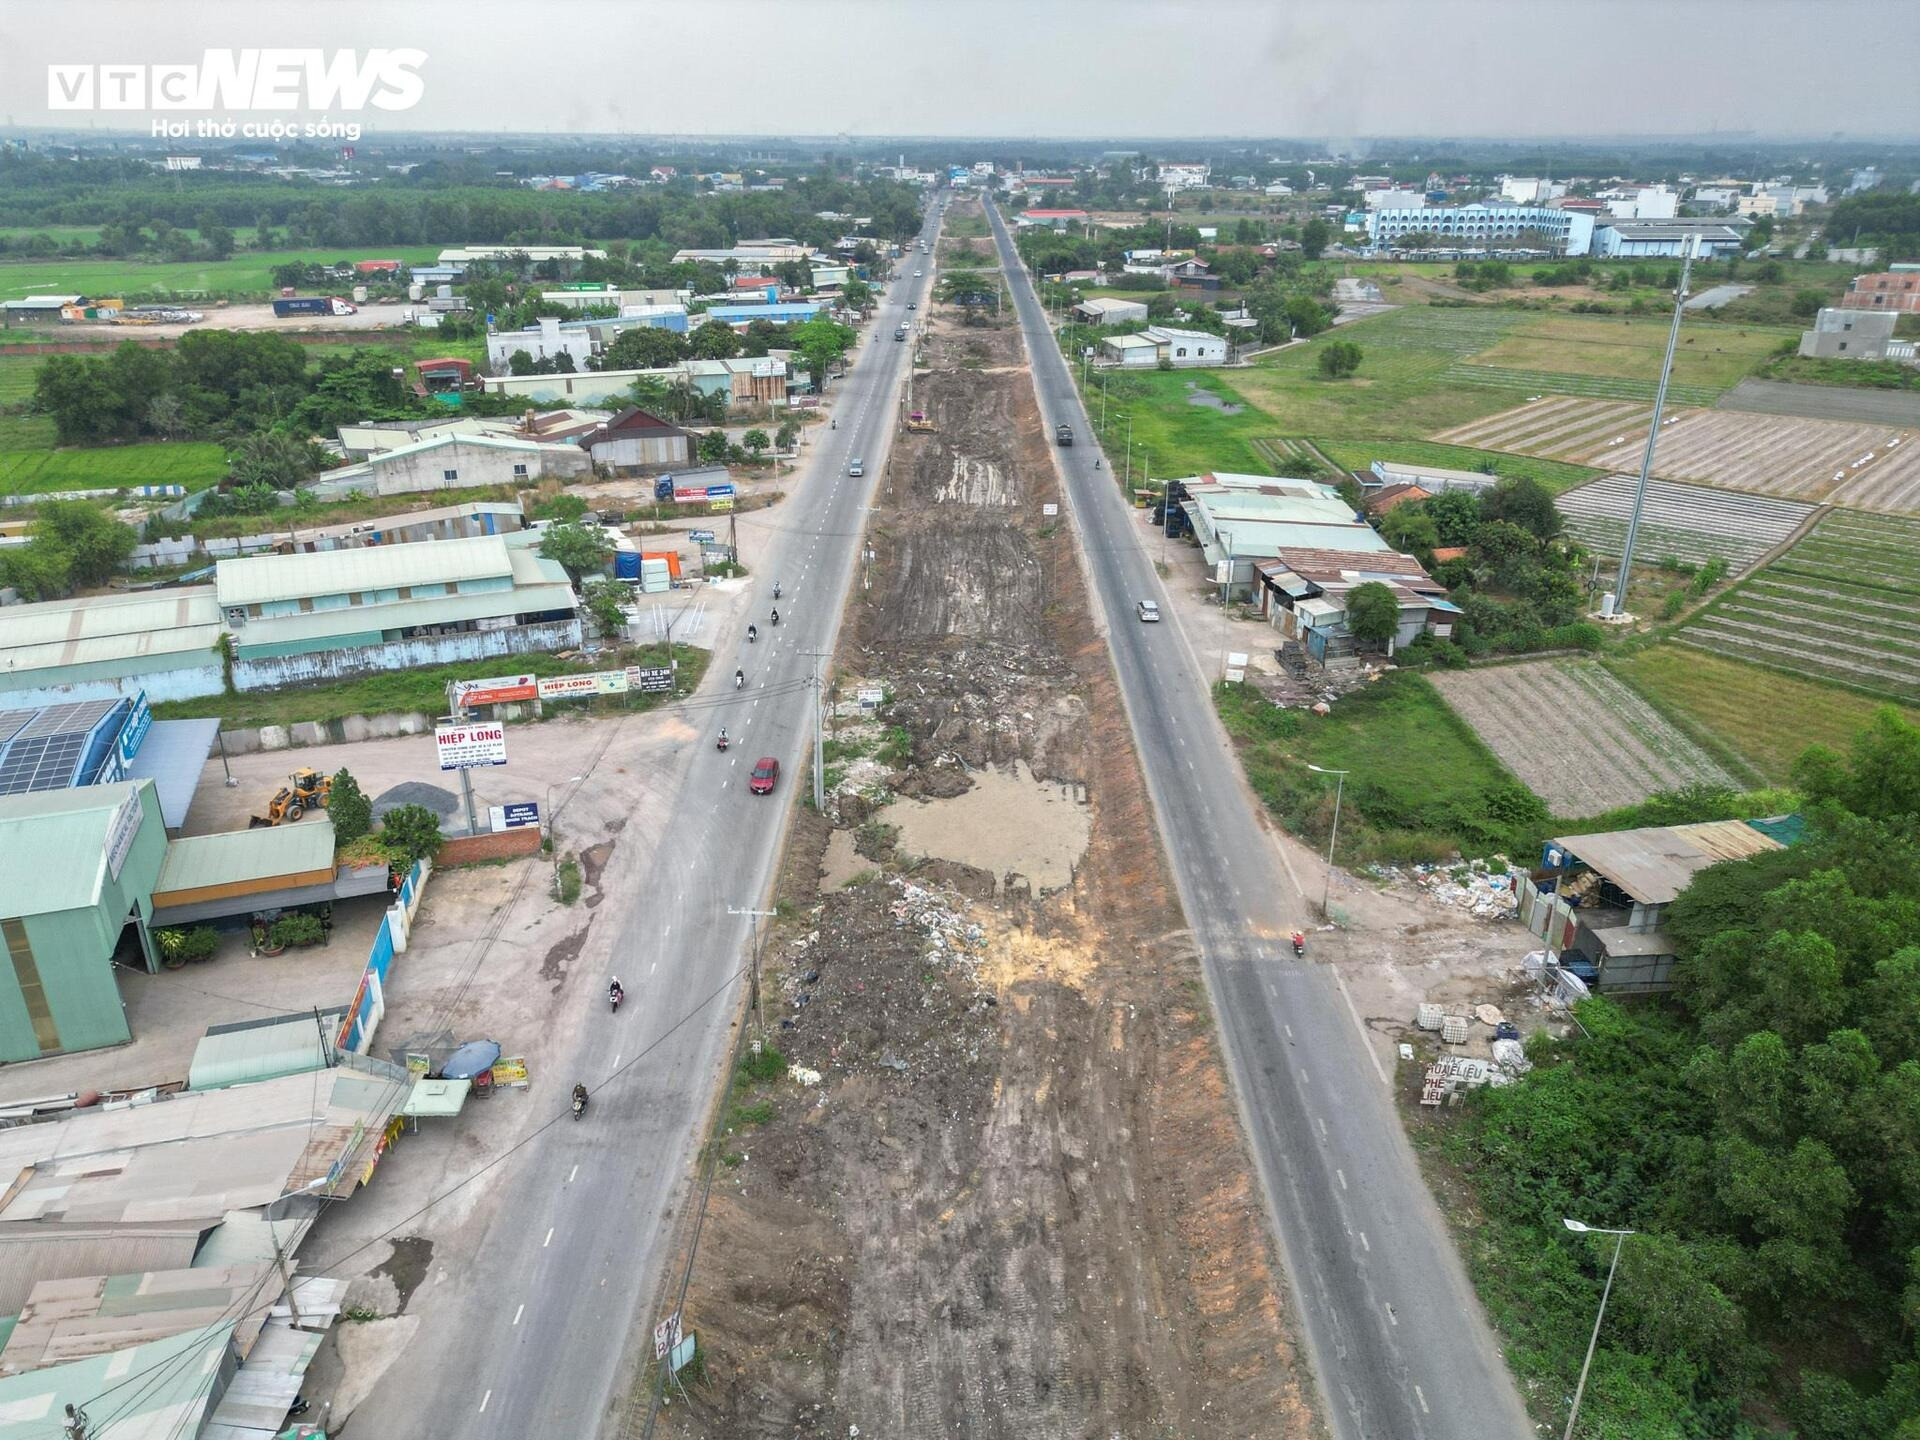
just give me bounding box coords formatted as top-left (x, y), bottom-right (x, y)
top-left (338, 857), bottom-right (431, 1055)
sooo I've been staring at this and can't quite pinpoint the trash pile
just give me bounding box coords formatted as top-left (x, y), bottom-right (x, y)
top-left (1371, 856), bottom-right (1520, 919)
top-left (1416, 1000), bottom-right (1533, 1105)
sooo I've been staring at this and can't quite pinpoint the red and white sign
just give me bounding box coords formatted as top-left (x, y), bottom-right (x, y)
top-left (536, 673), bottom-right (607, 700)
top-left (653, 1311), bottom-right (682, 1360)
top-left (672, 487), bottom-right (709, 502)
top-left (455, 674), bottom-right (538, 707)
top-left (434, 722), bottom-right (508, 770)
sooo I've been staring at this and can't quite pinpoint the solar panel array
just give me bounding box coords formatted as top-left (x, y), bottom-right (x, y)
top-left (0, 699), bottom-right (124, 797)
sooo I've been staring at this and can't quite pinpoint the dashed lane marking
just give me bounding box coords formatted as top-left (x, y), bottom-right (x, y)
top-left (513, 1304), bottom-right (524, 1326)
top-left (479, 1390), bottom-right (491, 1413)
top-left (543, 1228), bottom-right (554, 1248)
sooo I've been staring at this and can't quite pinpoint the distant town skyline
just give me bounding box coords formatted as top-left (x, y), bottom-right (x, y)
top-left (3, 0), bottom-right (1917, 143)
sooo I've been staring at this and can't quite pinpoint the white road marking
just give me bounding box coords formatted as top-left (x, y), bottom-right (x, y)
top-left (1384, 1303), bottom-right (1397, 1325)
top-left (479, 1390), bottom-right (492, 1413)
top-left (612, 1054), bottom-right (621, 1069)
top-left (1337, 1168), bottom-right (1348, 1191)
top-left (543, 1228), bottom-right (554, 1248)
top-left (1300, 1068), bottom-right (1310, 1085)
top-left (1330, 964), bottom-right (1392, 1087)
top-left (1284, 1024), bottom-right (1294, 1039)
top-left (1359, 1230), bottom-right (1370, 1252)
top-left (649, 961), bottom-right (656, 976)
top-left (1318, 1116), bottom-right (1328, 1137)
top-left (513, 1303), bottom-right (524, 1326)
top-left (567, 1165), bottom-right (577, 1183)
top-left (1414, 1384), bottom-right (1429, 1413)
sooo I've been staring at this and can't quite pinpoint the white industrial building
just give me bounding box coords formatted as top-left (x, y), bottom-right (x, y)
top-left (1499, 177), bottom-right (1566, 204)
top-left (1363, 189), bottom-right (1427, 210)
top-left (1590, 219), bottom-right (1748, 259)
top-left (307, 433), bottom-right (592, 500)
top-left (1074, 296), bottom-right (1150, 326)
top-left (1367, 204), bottom-right (1595, 256)
top-left (1604, 186), bottom-right (1679, 221)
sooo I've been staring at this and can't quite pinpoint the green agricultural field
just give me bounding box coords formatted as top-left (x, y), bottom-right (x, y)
top-left (0, 355), bottom-right (43, 408)
top-left (0, 440), bottom-right (228, 497)
top-left (1673, 510), bottom-right (1920, 704)
top-left (0, 246), bottom-right (446, 303)
top-left (1468, 311), bottom-right (1793, 394)
top-left (1609, 645), bottom-right (1920, 783)
top-left (1314, 438), bottom-right (1601, 496)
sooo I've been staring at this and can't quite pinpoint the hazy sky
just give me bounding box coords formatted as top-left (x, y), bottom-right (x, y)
top-left (4, 0), bottom-right (1916, 142)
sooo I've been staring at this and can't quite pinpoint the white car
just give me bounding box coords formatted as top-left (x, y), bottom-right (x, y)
top-left (914, 268), bottom-right (924, 277)
top-left (1137, 600), bottom-right (1161, 623)
top-left (848, 458), bottom-right (865, 477)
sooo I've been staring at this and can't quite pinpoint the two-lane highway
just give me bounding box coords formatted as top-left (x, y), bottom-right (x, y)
top-left (985, 198), bottom-right (1532, 1440)
top-left (338, 206), bottom-right (947, 1440)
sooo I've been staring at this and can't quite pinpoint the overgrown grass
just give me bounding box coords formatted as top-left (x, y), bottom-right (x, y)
top-left (152, 644), bottom-right (705, 731)
top-left (736, 1042), bottom-right (788, 1086)
top-left (1608, 645), bottom-right (1920, 784)
top-left (1216, 672), bottom-right (1547, 863)
top-left (0, 245), bottom-right (447, 303)
top-left (554, 858), bottom-right (583, 905)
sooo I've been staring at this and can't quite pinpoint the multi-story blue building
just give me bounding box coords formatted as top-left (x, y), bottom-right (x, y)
top-left (1366, 204), bottom-right (1594, 256)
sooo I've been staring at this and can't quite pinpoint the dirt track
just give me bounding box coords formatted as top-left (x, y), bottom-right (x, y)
top-left (657, 202), bottom-right (1313, 1439)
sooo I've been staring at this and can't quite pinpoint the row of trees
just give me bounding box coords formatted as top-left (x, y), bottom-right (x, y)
top-left (0, 500), bottom-right (137, 602)
top-left (1452, 709), bottom-right (1920, 1436)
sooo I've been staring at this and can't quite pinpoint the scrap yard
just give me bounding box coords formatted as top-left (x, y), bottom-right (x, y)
top-left (654, 210), bottom-right (1312, 1437)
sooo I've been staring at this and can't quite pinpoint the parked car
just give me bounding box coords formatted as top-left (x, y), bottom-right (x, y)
top-left (1137, 600), bottom-right (1161, 623)
top-left (748, 757), bottom-right (780, 795)
top-left (848, 457), bottom-right (865, 476)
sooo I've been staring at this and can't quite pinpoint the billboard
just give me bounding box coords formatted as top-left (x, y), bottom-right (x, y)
top-left (435, 722), bottom-right (508, 769)
top-left (115, 690), bottom-right (152, 765)
top-left (625, 666), bottom-right (674, 693)
top-left (456, 674), bottom-right (538, 706)
top-left (488, 802), bottom-right (540, 832)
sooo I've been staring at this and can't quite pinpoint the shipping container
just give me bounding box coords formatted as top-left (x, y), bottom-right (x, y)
top-left (271, 296), bottom-right (358, 318)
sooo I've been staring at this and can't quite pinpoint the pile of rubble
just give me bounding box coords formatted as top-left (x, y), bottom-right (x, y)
top-left (1369, 856), bottom-right (1521, 919)
top-left (1415, 1000), bottom-right (1535, 1105)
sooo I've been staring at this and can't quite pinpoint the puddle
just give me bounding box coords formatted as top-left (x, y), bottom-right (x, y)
top-left (1184, 382), bottom-right (1243, 415)
top-left (820, 829), bottom-right (872, 889)
top-left (883, 760), bottom-right (1090, 894)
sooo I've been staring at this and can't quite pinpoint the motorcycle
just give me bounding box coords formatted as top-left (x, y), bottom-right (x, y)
top-left (773, 582), bottom-right (782, 600)
top-left (717, 730), bottom-right (730, 752)
top-left (735, 669), bottom-right (745, 690)
top-left (609, 982), bottom-right (624, 1013)
top-left (1290, 932), bottom-right (1306, 959)
top-left (571, 1086), bottom-right (588, 1120)
top-left (770, 609), bottom-right (780, 627)
top-left (747, 624), bottom-right (758, 643)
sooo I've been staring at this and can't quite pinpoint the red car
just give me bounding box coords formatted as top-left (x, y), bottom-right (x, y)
top-left (748, 757), bottom-right (780, 795)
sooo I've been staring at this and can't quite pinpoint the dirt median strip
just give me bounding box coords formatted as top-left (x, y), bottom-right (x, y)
top-left (650, 199), bottom-right (1313, 1439)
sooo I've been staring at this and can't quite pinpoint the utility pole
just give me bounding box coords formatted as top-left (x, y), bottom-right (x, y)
top-left (444, 682), bottom-right (478, 837)
top-left (726, 904), bottom-right (777, 1030)
top-left (1610, 235), bottom-right (1698, 617)
top-left (1306, 764), bottom-right (1349, 920)
top-left (801, 650), bottom-right (831, 812)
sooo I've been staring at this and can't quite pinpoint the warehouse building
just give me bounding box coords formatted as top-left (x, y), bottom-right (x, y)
top-left (0, 780), bottom-right (168, 1060)
top-left (1589, 219), bottom-right (1747, 258)
top-left (1099, 325), bottom-right (1230, 368)
top-left (306, 432), bottom-right (590, 500)
top-left (1073, 296), bottom-right (1150, 326)
top-left (1799, 307), bottom-right (1914, 362)
top-left (0, 694), bottom-right (217, 834)
top-left (582, 407), bottom-right (696, 472)
top-left (1176, 474), bottom-right (1389, 599)
top-left (215, 534), bottom-right (581, 689)
top-left (0, 589), bottom-right (225, 707)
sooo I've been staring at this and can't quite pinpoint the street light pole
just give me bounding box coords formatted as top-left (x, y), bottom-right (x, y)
top-left (1561, 1219), bottom-right (1636, 1440)
top-left (1305, 764), bottom-right (1348, 920)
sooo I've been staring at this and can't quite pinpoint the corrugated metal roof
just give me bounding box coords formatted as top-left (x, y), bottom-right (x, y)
top-left (215, 535), bottom-right (514, 607)
top-left (0, 1225), bottom-right (205, 1318)
top-left (366, 432), bottom-right (578, 466)
top-left (0, 780), bottom-right (151, 918)
top-left (124, 719), bottom-right (219, 830)
top-left (233, 579), bottom-right (576, 648)
top-left (0, 1320), bottom-right (232, 1440)
top-left (154, 820), bottom-right (336, 897)
top-left (189, 1010), bottom-right (346, 1092)
top-left (302, 499), bottom-right (524, 543)
top-left (0, 588), bottom-right (222, 678)
top-left (1553, 820), bottom-right (1784, 905)
top-left (0, 1263), bottom-right (275, 1378)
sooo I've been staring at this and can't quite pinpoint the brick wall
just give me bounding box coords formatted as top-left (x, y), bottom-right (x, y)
top-left (438, 826), bottom-right (542, 865)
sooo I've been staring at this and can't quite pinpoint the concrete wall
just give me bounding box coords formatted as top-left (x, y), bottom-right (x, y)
top-left (371, 441), bottom-right (590, 499)
top-left (230, 618), bottom-right (581, 692)
top-left (0, 664), bottom-right (225, 709)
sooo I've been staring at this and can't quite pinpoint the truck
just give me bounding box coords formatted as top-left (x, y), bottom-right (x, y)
top-left (1056, 424), bottom-right (1074, 447)
top-left (272, 296), bottom-right (358, 319)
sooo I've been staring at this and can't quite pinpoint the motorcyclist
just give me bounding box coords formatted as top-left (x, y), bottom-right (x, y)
top-left (770, 608), bottom-right (780, 626)
top-left (572, 1082), bottom-right (588, 1111)
top-left (735, 668), bottom-right (745, 689)
top-left (747, 623), bottom-right (758, 642)
top-left (1290, 930), bottom-right (1306, 956)
top-left (718, 727), bottom-right (728, 749)
top-left (609, 977), bottom-right (624, 1007)
top-left (830, 418), bottom-right (836, 430)
top-left (773, 581), bottom-right (782, 599)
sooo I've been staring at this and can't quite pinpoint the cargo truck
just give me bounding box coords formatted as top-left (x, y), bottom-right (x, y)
top-left (272, 296), bottom-right (358, 318)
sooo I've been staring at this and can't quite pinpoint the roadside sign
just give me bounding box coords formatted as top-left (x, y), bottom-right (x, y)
top-left (488, 801), bottom-right (541, 832)
top-left (456, 674), bottom-right (538, 706)
top-left (654, 1312), bottom-right (682, 1360)
top-left (625, 666), bottom-right (674, 693)
top-left (857, 687), bottom-right (885, 710)
top-left (537, 673), bottom-right (606, 700)
top-left (705, 483), bottom-right (736, 498)
top-left (104, 788), bottom-right (143, 881)
top-left (434, 722), bottom-right (508, 770)
top-left (687, 529), bottom-right (716, 543)
top-left (492, 1057), bottom-right (529, 1087)
top-left (672, 487), bottom-right (708, 502)
top-left (709, 498), bottom-right (734, 512)
top-left (668, 1335), bottom-right (697, 1373)
top-left (1042, 503), bottom-right (1059, 517)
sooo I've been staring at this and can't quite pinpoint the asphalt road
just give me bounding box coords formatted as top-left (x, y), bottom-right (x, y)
top-left (336, 212), bottom-right (944, 1440)
top-left (985, 199), bottom-right (1533, 1440)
